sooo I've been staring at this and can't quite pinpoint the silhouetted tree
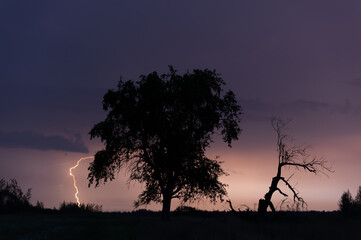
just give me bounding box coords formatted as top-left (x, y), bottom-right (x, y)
top-left (35, 200), bottom-right (45, 210)
top-left (255, 118), bottom-right (331, 214)
top-left (354, 186), bottom-right (361, 212)
top-left (339, 187), bottom-right (361, 215)
top-left (339, 190), bottom-right (353, 214)
top-left (0, 178), bottom-right (32, 213)
top-left (88, 66), bottom-right (242, 220)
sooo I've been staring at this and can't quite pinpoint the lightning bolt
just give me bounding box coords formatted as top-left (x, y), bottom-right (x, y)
top-left (69, 156), bottom-right (94, 207)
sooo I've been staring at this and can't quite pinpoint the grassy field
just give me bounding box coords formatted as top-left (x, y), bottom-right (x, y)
top-left (0, 211), bottom-right (360, 240)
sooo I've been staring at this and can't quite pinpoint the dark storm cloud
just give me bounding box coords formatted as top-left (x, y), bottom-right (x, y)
top-left (0, 1), bottom-right (360, 143)
top-left (0, 82), bottom-right (106, 132)
top-left (237, 98), bottom-right (273, 123)
top-left (238, 98), bottom-right (270, 113)
top-left (283, 99), bottom-right (360, 116)
top-left (284, 100), bottom-right (331, 113)
top-left (0, 131), bottom-right (88, 153)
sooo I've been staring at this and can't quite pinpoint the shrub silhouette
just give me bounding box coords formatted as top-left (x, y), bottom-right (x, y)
top-left (173, 205), bottom-right (216, 217)
top-left (174, 205), bottom-right (199, 213)
top-left (59, 201), bottom-right (102, 213)
top-left (174, 205), bottom-right (203, 216)
top-left (0, 178), bottom-right (32, 213)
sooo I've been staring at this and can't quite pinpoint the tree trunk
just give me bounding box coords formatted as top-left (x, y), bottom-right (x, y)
top-left (161, 194), bottom-right (172, 221)
top-left (258, 176), bottom-right (280, 214)
top-left (258, 199), bottom-right (268, 214)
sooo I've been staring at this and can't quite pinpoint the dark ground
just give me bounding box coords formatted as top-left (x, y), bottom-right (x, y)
top-left (0, 211), bottom-right (359, 240)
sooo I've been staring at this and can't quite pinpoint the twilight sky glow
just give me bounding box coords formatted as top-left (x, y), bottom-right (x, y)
top-left (1, 1), bottom-right (361, 212)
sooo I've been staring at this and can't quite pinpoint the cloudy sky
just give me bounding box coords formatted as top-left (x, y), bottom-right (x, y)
top-left (1, 0), bottom-right (360, 211)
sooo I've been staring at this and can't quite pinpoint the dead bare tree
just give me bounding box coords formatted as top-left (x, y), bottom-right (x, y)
top-left (257, 118), bottom-right (332, 214)
top-left (226, 200), bottom-right (254, 220)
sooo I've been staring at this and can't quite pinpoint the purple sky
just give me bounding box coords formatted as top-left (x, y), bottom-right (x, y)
top-left (1, 0), bottom-right (360, 211)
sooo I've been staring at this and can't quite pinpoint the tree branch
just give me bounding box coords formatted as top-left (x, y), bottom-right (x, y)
top-left (280, 177), bottom-right (307, 210)
top-left (226, 200), bottom-right (249, 213)
top-left (280, 156), bottom-right (332, 176)
top-left (276, 187), bottom-right (288, 197)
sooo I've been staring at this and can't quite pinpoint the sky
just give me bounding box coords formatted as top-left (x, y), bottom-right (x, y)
top-left (1, 0), bottom-right (361, 212)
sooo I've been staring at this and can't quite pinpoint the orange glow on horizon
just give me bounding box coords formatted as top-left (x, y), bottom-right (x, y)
top-left (69, 156), bottom-right (94, 207)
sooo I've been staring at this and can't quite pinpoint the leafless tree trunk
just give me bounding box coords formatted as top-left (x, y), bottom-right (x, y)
top-left (257, 118), bottom-right (332, 214)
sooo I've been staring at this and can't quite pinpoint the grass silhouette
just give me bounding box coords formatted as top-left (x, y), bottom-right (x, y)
top-left (1, 210), bottom-right (360, 240)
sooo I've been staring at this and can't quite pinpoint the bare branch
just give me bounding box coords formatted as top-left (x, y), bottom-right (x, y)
top-left (276, 187), bottom-right (288, 197)
top-left (226, 200), bottom-right (250, 213)
top-left (172, 185), bottom-right (183, 196)
top-left (281, 156), bottom-right (332, 176)
top-left (280, 176), bottom-right (307, 210)
top-left (226, 200), bottom-right (241, 216)
top-left (278, 198), bottom-right (289, 211)
top-left (286, 173), bottom-right (294, 181)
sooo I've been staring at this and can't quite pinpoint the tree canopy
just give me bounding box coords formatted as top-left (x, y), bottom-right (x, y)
top-left (88, 66), bottom-right (242, 219)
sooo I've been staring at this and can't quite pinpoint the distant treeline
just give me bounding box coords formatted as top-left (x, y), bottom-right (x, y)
top-left (339, 186), bottom-right (361, 215)
top-left (0, 178), bottom-right (101, 214)
top-left (2, 177), bottom-right (361, 216)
